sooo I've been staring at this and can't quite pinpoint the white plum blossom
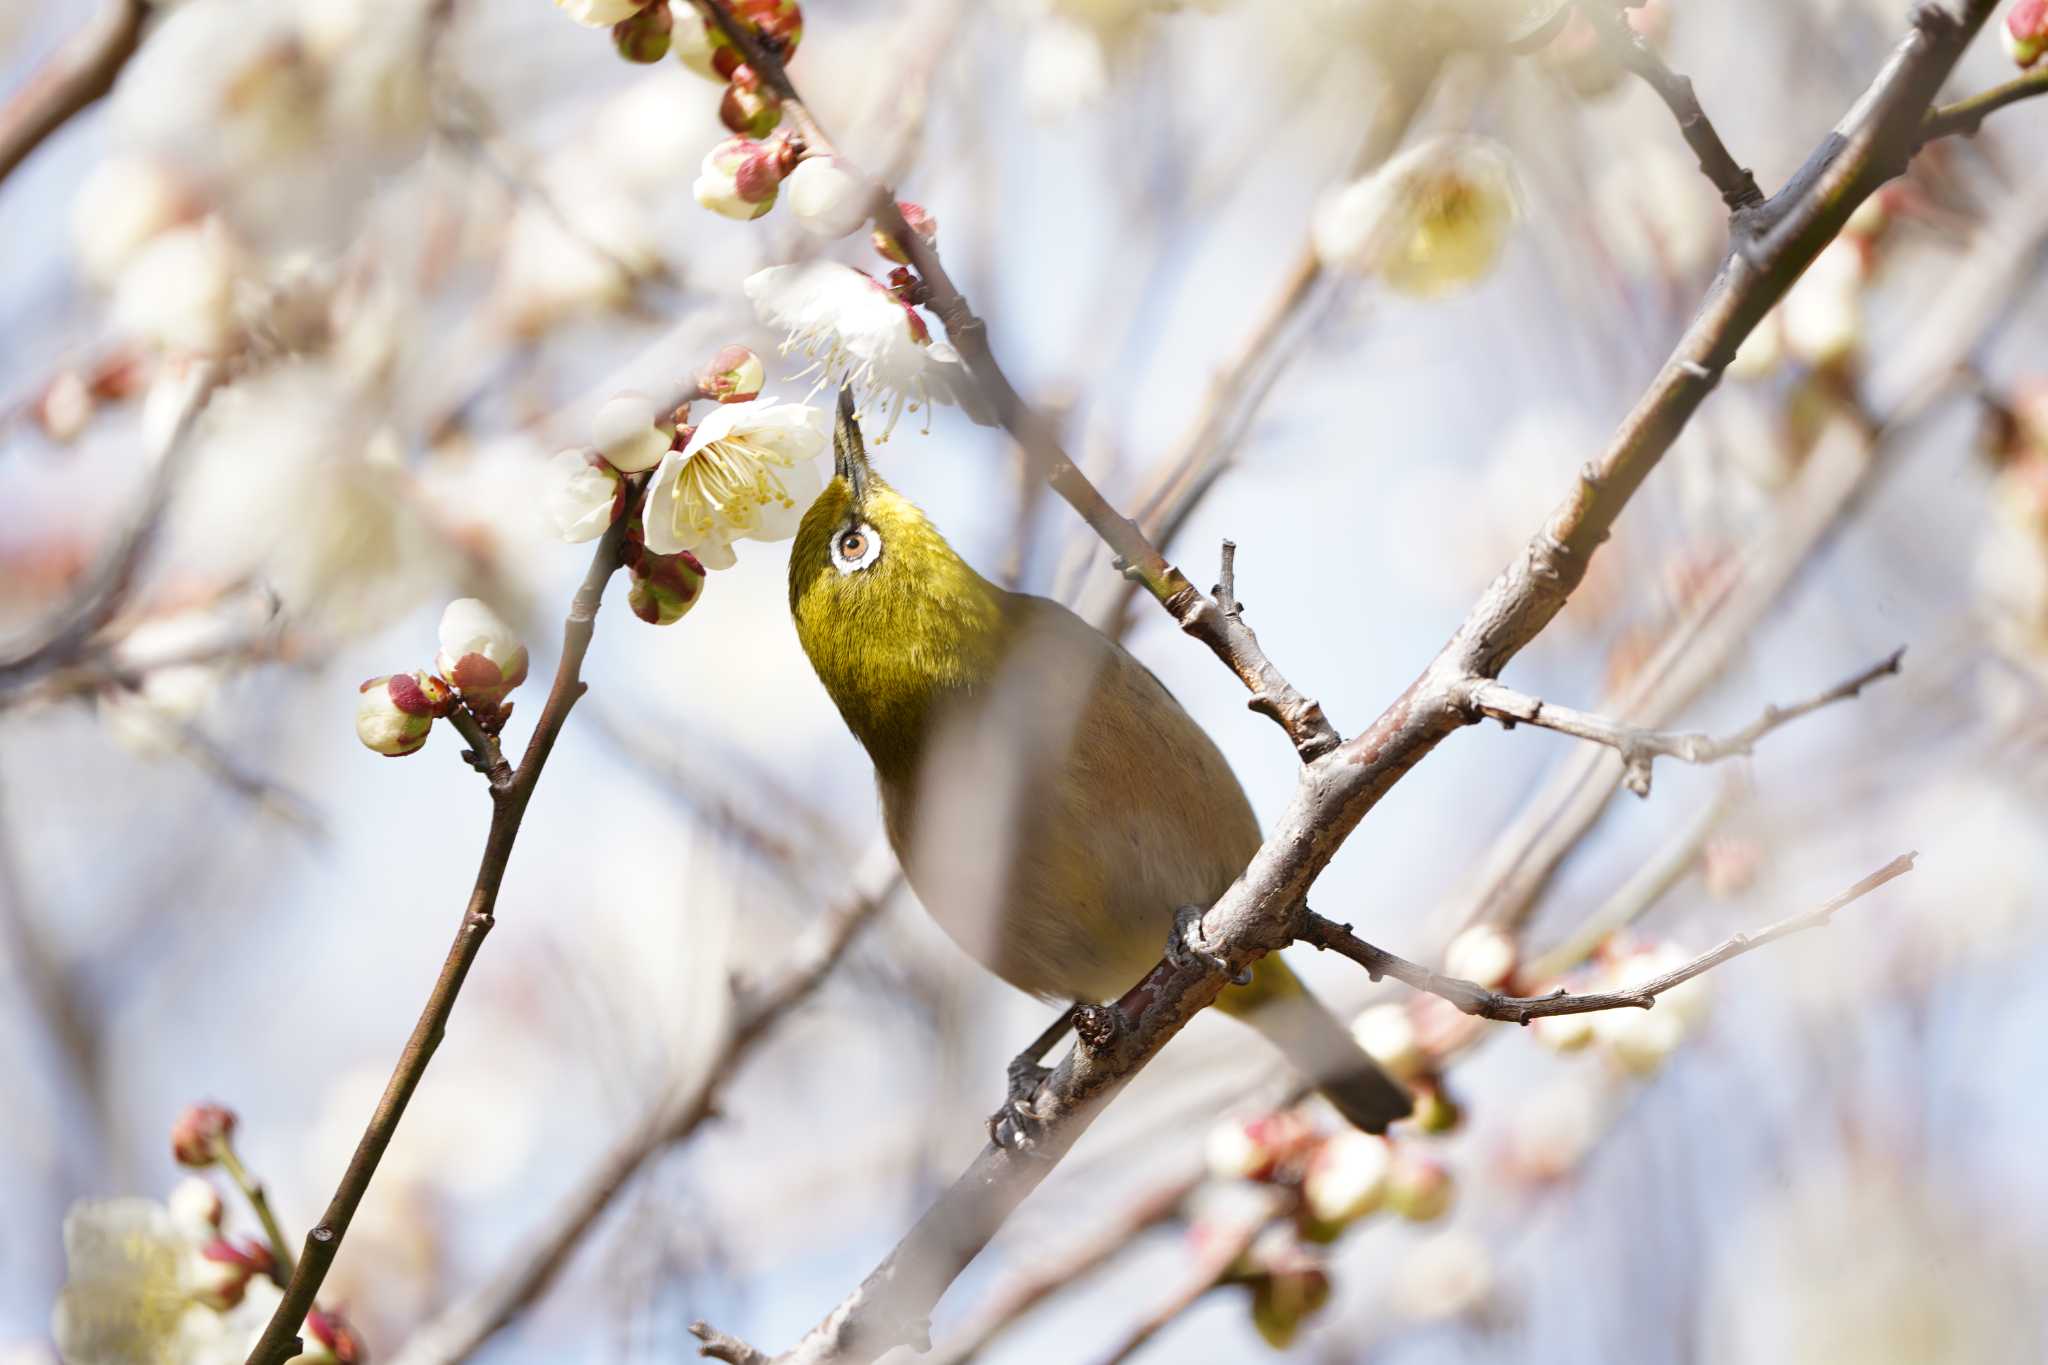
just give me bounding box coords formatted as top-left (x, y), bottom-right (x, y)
top-left (544, 449), bottom-right (626, 542)
top-left (1314, 135), bottom-right (1520, 297)
top-left (70, 156), bottom-right (191, 289)
top-left (50, 1198), bottom-right (284, 1365)
top-left (435, 598), bottom-right (529, 706)
top-left (555, 0), bottom-right (646, 27)
top-left (1302, 1132), bottom-right (1392, 1226)
top-left (113, 220), bottom-right (242, 354)
top-left (784, 156), bottom-right (873, 239)
top-left (643, 397), bottom-right (828, 568)
top-left (744, 261), bottom-right (975, 435)
top-left (591, 391), bottom-right (672, 473)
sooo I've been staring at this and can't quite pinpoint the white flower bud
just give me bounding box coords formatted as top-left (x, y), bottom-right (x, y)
top-left (355, 671), bottom-right (450, 757)
top-left (697, 344), bottom-right (765, 403)
top-left (785, 156), bottom-right (873, 239)
top-left (1781, 240), bottom-right (1865, 368)
top-left (1301, 1131), bottom-right (1391, 1227)
top-left (165, 1178), bottom-right (224, 1241)
top-left (591, 391), bottom-right (672, 473)
top-left (1350, 1002), bottom-right (1425, 1080)
top-left (1532, 1008), bottom-right (1597, 1053)
top-left (554, 0), bottom-right (644, 27)
top-left (1442, 924), bottom-right (1516, 989)
top-left (671, 2), bottom-right (726, 79)
top-left (435, 599), bottom-right (529, 707)
top-left (112, 220), bottom-right (240, 354)
top-left (693, 135), bottom-right (786, 221)
top-left (1204, 1109), bottom-right (1313, 1182)
top-left (1385, 1150), bottom-right (1455, 1222)
top-left (71, 155), bottom-right (190, 288)
top-left (545, 448), bottom-right (625, 542)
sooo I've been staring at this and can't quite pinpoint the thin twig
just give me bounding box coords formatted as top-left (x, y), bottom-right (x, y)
top-left (1094, 1213), bottom-right (1266, 1365)
top-left (1578, 1), bottom-right (1763, 210)
top-left (1921, 64), bottom-right (2048, 142)
top-left (1468, 649), bottom-right (1904, 797)
top-left (1304, 853), bottom-right (1916, 1022)
top-left (217, 1139), bottom-right (297, 1281)
top-left (244, 515), bottom-right (634, 1365)
top-left (0, 0), bottom-right (148, 187)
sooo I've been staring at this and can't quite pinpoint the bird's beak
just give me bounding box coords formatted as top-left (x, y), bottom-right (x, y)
top-left (833, 386), bottom-right (869, 501)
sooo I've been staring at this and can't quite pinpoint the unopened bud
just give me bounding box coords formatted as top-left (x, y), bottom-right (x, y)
top-left (301, 1307), bottom-right (366, 1364)
top-left (735, 0), bottom-right (803, 58)
top-left (1442, 924), bottom-right (1516, 990)
top-left (720, 66), bottom-right (783, 138)
top-left (1781, 240), bottom-right (1865, 368)
top-left (36, 371), bottom-right (94, 443)
top-left (629, 547), bottom-right (707, 625)
top-left (435, 599), bottom-right (529, 707)
top-left (1385, 1150), bottom-right (1455, 1222)
top-left (355, 671), bottom-right (451, 757)
top-left (192, 1238), bottom-right (275, 1311)
top-left (785, 156), bottom-right (872, 239)
top-left (2006, 0), bottom-right (2047, 68)
top-left (873, 200), bottom-right (937, 264)
top-left (694, 136), bottom-right (785, 221)
top-left (1249, 1256), bottom-right (1332, 1350)
top-left (671, 2), bottom-right (728, 78)
top-left (167, 1177), bottom-right (224, 1240)
top-left (545, 449), bottom-right (627, 543)
top-left (613, 0), bottom-right (673, 62)
top-left (697, 344), bottom-right (765, 403)
top-left (592, 390), bottom-right (672, 473)
top-left (1301, 1131), bottom-right (1391, 1227)
top-left (553, 0), bottom-right (645, 28)
top-left (171, 1103), bottom-right (237, 1168)
top-left (1204, 1109), bottom-right (1314, 1182)
top-left (1531, 1006), bottom-right (1597, 1054)
top-left (1350, 1002), bottom-right (1425, 1080)
top-left (1408, 1083), bottom-right (1462, 1135)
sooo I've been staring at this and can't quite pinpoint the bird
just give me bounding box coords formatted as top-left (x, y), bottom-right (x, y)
top-left (789, 389), bottom-right (1410, 1136)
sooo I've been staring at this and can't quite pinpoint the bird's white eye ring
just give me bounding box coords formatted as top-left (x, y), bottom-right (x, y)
top-left (832, 521), bottom-right (881, 574)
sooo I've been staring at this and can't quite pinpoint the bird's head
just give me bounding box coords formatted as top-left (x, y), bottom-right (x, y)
top-left (789, 389), bottom-right (1005, 762)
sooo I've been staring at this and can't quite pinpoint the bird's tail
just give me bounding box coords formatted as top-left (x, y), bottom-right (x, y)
top-left (1220, 957), bottom-right (1412, 1134)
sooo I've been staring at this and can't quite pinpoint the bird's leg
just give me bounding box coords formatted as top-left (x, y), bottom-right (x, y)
top-left (1169, 905), bottom-right (1252, 986)
top-left (987, 1003), bottom-right (1078, 1151)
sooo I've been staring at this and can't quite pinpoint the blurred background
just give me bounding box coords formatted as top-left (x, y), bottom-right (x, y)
top-left (3, 0), bottom-right (2047, 1361)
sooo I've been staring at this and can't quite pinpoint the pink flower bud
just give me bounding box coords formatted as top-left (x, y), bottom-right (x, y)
top-left (192, 1237), bottom-right (275, 1310)
top-left (1385, 1150), bottom-right (1455, 1222)
top-left (734, 0), bottom-right (803, 58)
top-left (355, 671), bottom-right (452, 757)
top-left (302, 1307), bottom-right (366, 1363)
top-left (434, 599), bottom-right (529, 708)
top-left (2007, 0), bottom-right (2047, 68)
top-left (171, 1103), bottom-right (237, 1168)
top-left (695, 136), bottom-right (785, 221)
top-left (872, 200), bottom-right (937, 264)
top-left (720, 66), bottom-right (784, 138)
top-left (612, 0), bottom-right (672, 62)
top-left (1204, 1109), bottom-right (1315, 1183)
top-left (628, 548), bottom-right (707, 625)
top-left (697, 345), bottom-right (765, 403)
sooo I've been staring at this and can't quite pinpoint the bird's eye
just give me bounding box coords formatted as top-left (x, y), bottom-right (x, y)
top-left (832, 521), bottom-right (881, 575)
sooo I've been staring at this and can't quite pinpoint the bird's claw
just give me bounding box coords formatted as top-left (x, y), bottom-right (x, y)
top-left (987, 1059), bottom-right (1052, 1152)
top-left (1169, 905), bottom-right (1251, 986)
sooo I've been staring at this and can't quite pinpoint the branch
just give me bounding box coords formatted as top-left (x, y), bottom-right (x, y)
top-left (244, 516), bottom-right (634, 1365)
top-left (1095, 1210), bottom-right (1267, 1365)
top-left (691, 0), bottom-right (1341, 764)
top-left (1577, 1), bottom-right (1764, 211)
top-left (386, 851), bottom-right (898, 1365)
top-left (1921, 64), bottom-right (2048, 142)
top-left (1307, 853), bottom-right (1915, 1022)
top-left (1468, 648), bottom-right (1904, 796)
top-left (683, 5), bottom-right (1994, 1361)
top-left (0, 0), bottom-right (147, 188)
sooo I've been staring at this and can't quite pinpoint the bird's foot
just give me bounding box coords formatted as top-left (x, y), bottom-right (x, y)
top-left (986, 1056), bottom-right (1052, 1152)
top-left (1169, 905), bottom-right (1251, 986)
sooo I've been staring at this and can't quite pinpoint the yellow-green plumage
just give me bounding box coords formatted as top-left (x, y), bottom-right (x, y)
top-left (790, 399), bottom-right (1409, 1132)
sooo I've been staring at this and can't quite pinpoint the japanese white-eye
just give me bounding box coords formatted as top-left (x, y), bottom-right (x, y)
top-left (790, 391), bottom-right (1410, 1133)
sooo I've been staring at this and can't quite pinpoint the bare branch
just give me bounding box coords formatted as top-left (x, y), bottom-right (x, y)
top-left (1921, 64), bottom-right (2048, 142)
top-left (244, 515), bottom-right (635, 1365)
top-left (1096, 1209), bottom-right (1267, 1365)
top-left (1577, 1), bottom-right (1764, 210)
top-left (0, 0), bottom-right (147, 188)
top-left (1468, 649), bottom-right (1904, 796)
top-left (1303, 853), bottom-right (1917, 1022)
top-left (690, 1323), bottom-right (772, 1365)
